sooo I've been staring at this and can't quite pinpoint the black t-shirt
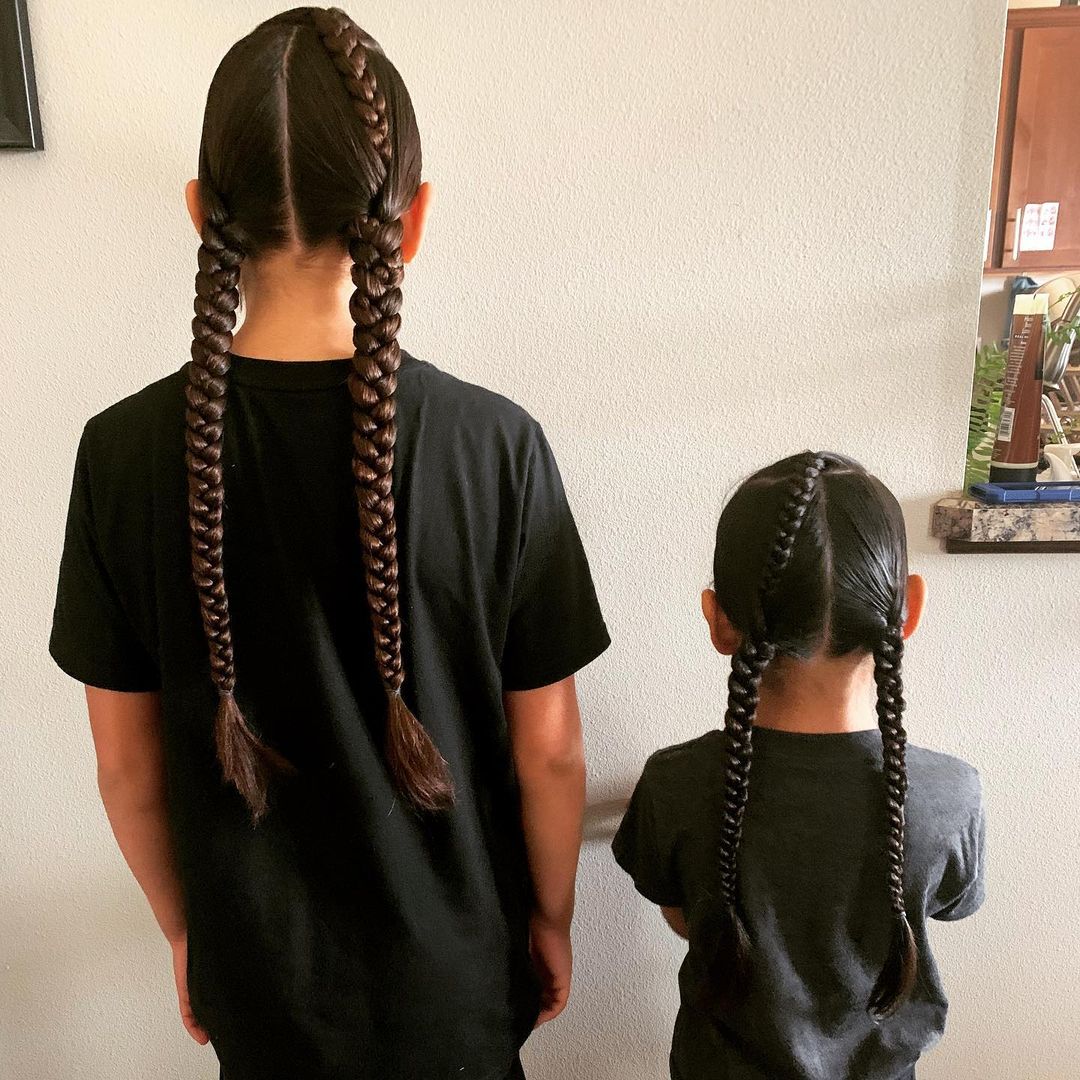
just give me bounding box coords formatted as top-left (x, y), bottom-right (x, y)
top-left (613, 728), bottom-right (985, 1080)
top-left (50, 353), bottom-right (610, 1080)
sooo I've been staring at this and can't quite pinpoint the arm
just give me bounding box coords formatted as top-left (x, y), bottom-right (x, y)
top-left (87, 687), bottom-right (182, 939)
top-left (661, 905), bottom-right (689, 939)
top-left (612, 760), bottom-right (688, 941)
top-left (85, 686), bottom-right (208, 1044)
top-left (505, 675), bottom-right (586, 1025)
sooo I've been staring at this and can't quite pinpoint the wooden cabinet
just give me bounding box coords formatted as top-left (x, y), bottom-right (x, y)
top-left (987, 9), bottom-right (1080, 273)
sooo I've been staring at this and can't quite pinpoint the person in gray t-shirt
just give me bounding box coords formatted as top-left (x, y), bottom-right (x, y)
top-left (613, 452), bottom-right (985, 1080)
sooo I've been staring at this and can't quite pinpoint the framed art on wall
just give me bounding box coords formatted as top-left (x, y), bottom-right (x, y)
top-left (1, 0), bottom-right (42, 149)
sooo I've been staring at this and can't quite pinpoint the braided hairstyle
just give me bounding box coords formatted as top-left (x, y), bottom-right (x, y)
top-left (188, 7), bottom-right (452, 820)
top-left (699, 451), bottom-right (917, 1020)
top-left (868, 622), bottom-right (917, 1018)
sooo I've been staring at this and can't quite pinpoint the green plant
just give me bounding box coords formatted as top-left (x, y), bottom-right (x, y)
top-left (1047, 286), bottom-right (1080, 348)
top-left (964, 342), bottom-right (1008, 489)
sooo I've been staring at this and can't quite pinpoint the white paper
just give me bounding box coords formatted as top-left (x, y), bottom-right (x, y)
top-left (1018, 201), bottom-right (1059, 253)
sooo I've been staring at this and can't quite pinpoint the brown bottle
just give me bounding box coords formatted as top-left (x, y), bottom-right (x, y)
top-left (990, 293), bottom-right (1047, 484)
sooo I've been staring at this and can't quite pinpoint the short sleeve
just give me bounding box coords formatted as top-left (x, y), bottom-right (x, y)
top-left (499, 426), bottom-right (609, 691)
top-left (931, 787), bottom-right (986, 922)
top-left (49, 428), bottom-right (160, 692)
top-left (612, 764), bottom-right (684, 908)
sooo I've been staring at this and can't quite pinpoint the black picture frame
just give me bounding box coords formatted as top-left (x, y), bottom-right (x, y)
top-left (1, 0), bottom-right (42, 150)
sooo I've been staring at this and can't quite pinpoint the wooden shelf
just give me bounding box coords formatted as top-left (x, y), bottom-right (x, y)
top-left (1008, 9), bottom-right (1080, 30)
top-left (945, 539), bottom-right (1080, 554)
top-left (982, 266), bottom-right (1080, 277)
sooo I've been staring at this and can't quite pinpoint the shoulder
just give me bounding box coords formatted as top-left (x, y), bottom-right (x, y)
top-left (639, 731), bottom-right (725, 808)
top-left (617, 734), bottom-right (724, 878)
top-left (906, 744), bottom-right (983, 831)
top-left (400, 354), bottom-right (543, 457)
top-left (81, 367), bottom-right (187, 465)
top-left (907, 745), bottom-right (981, 800)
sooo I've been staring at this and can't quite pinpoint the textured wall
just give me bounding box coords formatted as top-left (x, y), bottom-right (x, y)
top-left (2, 2), bottom-right (1074, 1078)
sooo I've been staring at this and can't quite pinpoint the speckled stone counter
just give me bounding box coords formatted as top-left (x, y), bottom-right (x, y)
top-left (932, 496), bottom-right (1080, 552)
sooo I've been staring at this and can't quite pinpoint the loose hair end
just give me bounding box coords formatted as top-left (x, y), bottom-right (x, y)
top-left (868, 913), bottom-right (918, 1021)
top-left (385, 690), bottom-right (455, 813)
top-left (214, 691), bottom-right (296, 822)
top-left (696, 902), bottom-right (753, 1016)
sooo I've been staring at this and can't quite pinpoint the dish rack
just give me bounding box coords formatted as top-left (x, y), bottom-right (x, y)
top-left (1043, 364), bottom-right (1080, 443)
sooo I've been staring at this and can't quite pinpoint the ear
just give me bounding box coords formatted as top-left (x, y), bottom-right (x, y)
top-left (701, 589), bottom-right (741, 656)
top-left (901, 574), bottom-right (927, 640)
top-left (185, 179), bottom-right (205, 238)
top-left (401, 181), bottom-right (433, 264)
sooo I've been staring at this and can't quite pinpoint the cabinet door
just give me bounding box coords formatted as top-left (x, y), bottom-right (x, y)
top-left (1001, 25), bottom-right (1080, 270)
top-left (986, 28), bottom-right (1020, 271)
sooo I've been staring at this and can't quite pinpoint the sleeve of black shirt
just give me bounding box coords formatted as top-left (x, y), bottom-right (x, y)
top-left (49, 426), bottom-right (161, 693)
top-left (612, 761), bottom-right (685, 908)
top-left (931, 781), bottom-right (986, 922)
top-left (499, 424), bottom-right (609, 692)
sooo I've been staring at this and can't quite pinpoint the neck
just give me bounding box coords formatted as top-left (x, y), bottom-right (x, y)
top-left (753, 652), bottom-right (878, 735)
top-left (231, 243), bottom-right (356, 361)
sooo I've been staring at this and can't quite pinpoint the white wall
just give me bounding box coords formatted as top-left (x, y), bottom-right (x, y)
top-left (3, 2), bottom-right (1076, 1078)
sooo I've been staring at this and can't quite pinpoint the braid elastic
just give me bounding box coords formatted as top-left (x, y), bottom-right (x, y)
top-left (315, 8), bottom-right (454, 812)
top-left (186, 216), bottom-right (293, 821)
top-left (868, 620), bottom-right (918, 1018)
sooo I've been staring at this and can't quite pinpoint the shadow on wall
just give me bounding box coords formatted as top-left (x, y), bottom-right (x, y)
top-left (905, 494), bottom-right (958, 556)
top-left (541, 795), bottom-right (681, 1079)
top-left (584, 796), bottom-right (630, 844)
top-left (526, 798), bottom-right (684, 1080)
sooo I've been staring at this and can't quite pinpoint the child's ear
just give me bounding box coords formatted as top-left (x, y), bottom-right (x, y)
top-left (701, 589), bottom-right (741, 656)
top-left (902, 573), bottom-right (927, 640)
top-left (185, 179), bottom-right (205, 238)
top-left (401, 181), bottom-right (433, 264)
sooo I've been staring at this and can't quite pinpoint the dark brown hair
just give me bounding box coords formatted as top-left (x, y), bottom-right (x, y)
top-left (699, 451), bottom-right (917, 1020)
top-left (186, 7), bottom-right (453, 820)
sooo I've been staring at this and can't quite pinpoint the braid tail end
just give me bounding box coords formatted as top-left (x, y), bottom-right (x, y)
top-left (696, 901), bottom-right (752, 1016)
top-left (868, 912), bottom-right (918, 1020)
top-left (385, 690), bottom-right (455, 812)
top-left (214, 692), bottom-right (296, 822)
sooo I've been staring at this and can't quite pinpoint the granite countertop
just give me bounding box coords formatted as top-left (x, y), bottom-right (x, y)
top-left (932, 495), bottom-right (1080, 549)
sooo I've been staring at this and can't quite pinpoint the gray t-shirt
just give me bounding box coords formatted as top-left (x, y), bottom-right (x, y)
top-left (613, 728), bottom-right (985, 1080)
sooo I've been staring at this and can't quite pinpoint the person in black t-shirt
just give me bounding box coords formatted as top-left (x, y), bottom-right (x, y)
top-left (49, 10), bottom-right (608, 1080)
top-left (613, 452), bottom-right (985, 1080)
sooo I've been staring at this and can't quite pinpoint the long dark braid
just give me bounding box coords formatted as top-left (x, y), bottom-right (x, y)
top-left (315, 8), bottom-right (454, 812)
top-left (705, 452), bottom-right (826, 1010)
top-left (186, 7), bottom-right (450, 818)
top-left (868, 621), bottom-right (917, 1018)
top-left (185, 213), bottom-right (293, 821)
top-left (707, 450), bottom-right (920, 1019)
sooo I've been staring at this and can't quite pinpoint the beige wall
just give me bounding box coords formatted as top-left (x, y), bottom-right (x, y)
top-left (4, 2), bottom-right (1077, 1079)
